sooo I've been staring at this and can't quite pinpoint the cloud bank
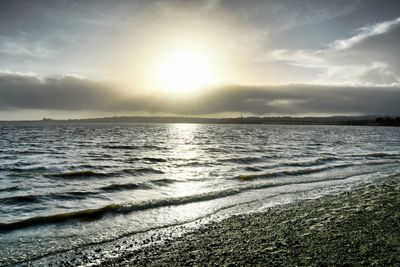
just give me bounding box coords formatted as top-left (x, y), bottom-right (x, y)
top-left (1, 73), bottom-right (399, 116)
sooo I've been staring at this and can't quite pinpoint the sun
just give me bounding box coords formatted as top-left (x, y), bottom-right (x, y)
top-left (156, 49), bottom-right (215, 94)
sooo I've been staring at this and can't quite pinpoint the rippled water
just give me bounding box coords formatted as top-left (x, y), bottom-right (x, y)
top-left (1, 123), bottom-right (400, 265)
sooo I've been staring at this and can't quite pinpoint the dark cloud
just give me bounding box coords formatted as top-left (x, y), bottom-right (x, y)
top-left (0, 73), bottom-right (399, 116)
top-left (0, 74), bottom-right (120, 111)
top-left (191, 84), bottom-right (400, 115)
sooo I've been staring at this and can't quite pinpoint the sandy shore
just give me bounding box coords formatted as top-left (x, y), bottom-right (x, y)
top-left (92, 175), bottom-right (400, 266)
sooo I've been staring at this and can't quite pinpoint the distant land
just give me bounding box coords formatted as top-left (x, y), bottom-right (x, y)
top-left (1, 116), bottom-right (400, 126)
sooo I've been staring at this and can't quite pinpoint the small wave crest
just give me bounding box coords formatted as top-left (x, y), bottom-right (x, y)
top-left (14, 150), bottom-right (48, 155)
top-left (351, 152), bottom-right (400, 159)
top-left (282, 157), bottom-right (338, 167)
top-left (52, 191), bottom-right (99, 200)
top-left (125, 157), bottom-right (167, 163)
top-left (143, 157), bottom-right (167, 163)
top-left (365, 160), bottom-right (399, 166)
top-left (204, 147), bottom-right (229, 153)
top-left (44, 170), bottom-right (108, 178)
top-left (100, 183), bottom-right (150, 192)
top-left (103, 145), bottom-right (140, 150)
top-left (0, 186), bottom-right (20, 193)
top-left (0, 204), bottom-right (121, 232)
top-left (1, 195), bottom-right (40, 204)
top-left (150, 178), bottom-right (179, 186)
top-left (244, 166), bottom-right (263, 172)
top-left (237, 165), bottom-right (340, 181)
top-left (219, 157), bottom-right (265, 164)
top-left (122, 168), bottom-right (164, 175)
top-left (0, 190), bottom-right (100, 205)
top-left (9, 166), bottom-right (48, 173)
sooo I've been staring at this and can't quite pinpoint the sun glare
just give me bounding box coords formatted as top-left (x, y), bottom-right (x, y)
top-left (156, 49), bottom-right (215, 94)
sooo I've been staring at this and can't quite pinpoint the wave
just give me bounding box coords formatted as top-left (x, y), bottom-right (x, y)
top-left (104, 144), bottom-right (165, 150)
top-left (142, 157), bottom-right (167, 163)
top-left (175, 161), bottom-right (210, 167)
top-left (143, 144), bottom-right (166, 150)
top-left (365, 160), bottom-right (399, 166)
top-left (103, 145), bottom-right (140, 150)
top-left (0, 204), bottom-right (122, 232)
top-left (77, 164), bottom-right (96, 169)
top-left (204, 147), bottom-right (229, 153)
top-left (100, 183), bottom-right (150, 192)
top-left (0, 179), bottom-right (177, 206)
top-left (351, 152), bottom-right (400, 159)
top-left (150, 178), bottom-right (179, 186)
top-left (9, 166), bottom-right (48, 173)
top-left (44, 170), bottom-right (109, 178)
top-left (125, 157), bottom-right (167, 163)
top-left (307, 143), bottom-right (323, 147)
top-left (124, 157), bottom-right (140, 163)
top-left (1, 195), bottom-right (41, 204)
top-left (244, 166), bottom-right (263, 172)
top-left (236, 164), bottom-right (355, 181)
top-left (0, 189), bottom-right (242, 232)
top-left (0, 155), bottom-right (16, 160)
top-left (14, 150), bottom-right (48, 155)
top-left (122, 168), bottom-right (164, 175)
top-left (52, 191), bottom-right (100, 200)
top-left (1, 168), bottom-right (382, 232)
top-left (0, 190), bottom-right (99, 204)
top-left (219, 157), bottom-right (265, 164)
top-left (282, 157), bottom-right (338, 167)
top-left (0, 186), bottom-right (20, 193)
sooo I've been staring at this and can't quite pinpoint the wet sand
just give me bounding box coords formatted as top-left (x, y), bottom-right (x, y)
top-left (94, 175), bottom-right (400, 266)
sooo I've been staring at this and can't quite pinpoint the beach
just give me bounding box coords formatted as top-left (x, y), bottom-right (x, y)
top-left (2, 124), bottom-right (400, 266)
top-left (2, 0), bottom-right (400, 266)
top-left (46, 174), bottom-right (399, 266)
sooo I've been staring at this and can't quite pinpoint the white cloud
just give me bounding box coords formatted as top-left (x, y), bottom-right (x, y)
top-left (0, 36), bottom-right (53, 58)
top-left (0, 70), bottom-right (38, 77)
top-left (315, 62), bottom-right (399, 86)
top-left (330, 17), bottom-right (400, 50)
top-left (271, 17), bottom-right (400, 85)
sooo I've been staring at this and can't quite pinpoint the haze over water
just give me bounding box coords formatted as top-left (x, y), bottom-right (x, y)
top-left (1, 123), bottom-right (400, 265)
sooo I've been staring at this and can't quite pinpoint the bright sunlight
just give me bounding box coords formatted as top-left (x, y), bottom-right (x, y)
top-left (156, 49), bottom-right (215, 94)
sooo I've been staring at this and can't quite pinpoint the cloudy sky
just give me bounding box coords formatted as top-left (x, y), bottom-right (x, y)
top-left (1, 0), bottom-right (400, 119)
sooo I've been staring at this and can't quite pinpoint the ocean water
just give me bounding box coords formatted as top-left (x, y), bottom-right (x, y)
top-left (1, 123), bottom-right (400, 265)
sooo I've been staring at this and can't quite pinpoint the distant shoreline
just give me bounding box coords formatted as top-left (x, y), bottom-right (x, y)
top-left (1, 115), bottom-right (400, 126)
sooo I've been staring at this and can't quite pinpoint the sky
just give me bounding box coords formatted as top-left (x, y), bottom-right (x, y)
top-left (0, 0), bottom-right (400, 120)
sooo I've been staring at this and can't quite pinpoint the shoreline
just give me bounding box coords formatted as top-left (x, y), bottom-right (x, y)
top-left (92, 175), bottom-right (400, 266)
top-left (30, 174), bottom-right (400, 266)
top-left (1, 115), bottom-right (399, 127)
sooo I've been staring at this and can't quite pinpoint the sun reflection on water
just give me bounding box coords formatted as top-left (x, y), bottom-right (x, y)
top-left (167, 124), bottom-right (209, 197)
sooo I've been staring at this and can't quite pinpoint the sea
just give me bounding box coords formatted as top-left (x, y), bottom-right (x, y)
top-left (1, 123), bottom-right (400, 265)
